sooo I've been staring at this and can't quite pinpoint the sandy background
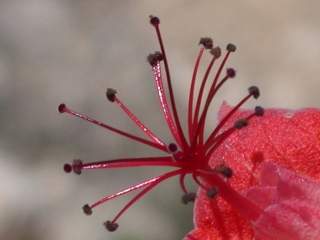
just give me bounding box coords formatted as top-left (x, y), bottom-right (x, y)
top-left (0, 0), bottom-right (320, 239)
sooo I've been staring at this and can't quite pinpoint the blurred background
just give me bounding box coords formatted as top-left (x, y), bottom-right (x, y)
top-left (0, 0), bottom-right (320, 239)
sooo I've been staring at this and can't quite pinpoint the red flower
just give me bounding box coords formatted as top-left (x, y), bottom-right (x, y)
top-left (185, 104), bottom-right (320, 240)
top-left (59, 15), bottom-right (265, 234)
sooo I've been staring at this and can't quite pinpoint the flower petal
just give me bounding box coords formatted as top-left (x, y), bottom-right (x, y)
top-left (213, 102), bottom-right (320, 179)
top-left (190, 188), bottom-right (254, 239)
top-left (186, 104), bottom-right (320, 239)
top-left (248, 162), bottom-right (320, 240)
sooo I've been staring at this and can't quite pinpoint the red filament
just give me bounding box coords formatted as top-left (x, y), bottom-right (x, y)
top-left (60, 15), bottom-right (264, 232)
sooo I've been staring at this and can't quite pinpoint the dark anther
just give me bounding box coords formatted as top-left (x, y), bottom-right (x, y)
top-left (255, 106), bottom-right (264, 116)
top-left (226, 43), bottom-right (237, 52)
top-left (72, 159), bottom-right (83, 175)
top-left (248, 86), bottom-right (260, 99)
top-left (199, 37), bottom-right (213, 49)
top-left (104, 221), bottom-right (119, 232)
top-left (215, 165), bottom-right (233, 178)
top-left (82, 204), bottom-right (92, 215)
top-left (106, 88), bottom-right (117, 102)
top-left (226, 68), bottom-right (236, 78)
top-left (63, 163), bottom-right (72, 173)
top-left (147, 51), bottom-right (163, 66)
top-left (149, 15), bottom-right (160, 26)
top-left (207, 187), bottom-right (219, 198)
top-left (210, 47), bottom-right (221, 58)
top-left (182, 192), bottom-right (196, 204)
top-left (234, 119), bottom-right (248, 129)
top-left (168, 143), bottom-right (178, 153)
top-left (58, 103), bottom-right (66, 113)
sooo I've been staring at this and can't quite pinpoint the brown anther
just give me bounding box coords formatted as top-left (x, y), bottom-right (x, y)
top-left (207, 187), bottom-right (219, 198)
top-left (248, 86), bottom-right (260, 99)
top-left (58, 103), bottom-right (66, 113)
top-left (106, 88), bottom-right (117, 102)
top-left (226, 68), bottom-right (236, 78)
top-left (210, 47), bottom-right (221, 58)
top-left (168, 143), bottom-right (178, 153)
top-left (149, 15), bottom-right (160, 26)
top-left (147, 51), bottom-right (163, 66)
top-left (182, 192), bottom-right (196, 204)
top-left (199, 37), bottom-right (213, 49)
top-left (63, 163), bottom-right (72, 173)
top-left (226, 43), bottom-right (237, 52)
top-left (255, 106), bottom-right (264, 116)
top-left (82, 204), bottom-right (92, 215)
top-left (214, 165), bottom-right (233, 178)
top-left (234, 119), bottom-right (248, 129)
top-left (104, 221), bottom-right (119, 232)
top-left (72, 159), bottom-right (83, 175)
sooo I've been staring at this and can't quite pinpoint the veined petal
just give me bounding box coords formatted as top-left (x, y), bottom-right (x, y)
top-left (248, 162), bottom-right (320, 240)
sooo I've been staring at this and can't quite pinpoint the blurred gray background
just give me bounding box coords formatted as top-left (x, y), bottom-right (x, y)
top-left (0, 0), bottom-right (320, 239)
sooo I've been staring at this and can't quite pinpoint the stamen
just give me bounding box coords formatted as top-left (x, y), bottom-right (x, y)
top-left (214, 165), bottom-right (233, 178)
top-left (149, 15), bottom-right (188, 150)
top-left (192, 47), bottom-right (221, 141)
top-left (199, 37), bottom-right (213, 49)
top-left (147, 51), bottom-right (163, 66)
top-left (58, 104), bottom-right (167, 152)
top-left (196, 168), bottom-right (262, 220)
top-left (104, 221), bottom-right (119, 232)
top-left (248, 86), bottom-right (260, 99)
top-left (179, 173), bottom-right (188, 194)
top-left (181, 192), bottom-right (196, 204)
top-left (193, 43), bottom-right (236, 143)
top-left (234, 119), bottom-right (248, 129)
top-left (255, 106), bottom-right (264, 116)
top-left (205, 112), bottom-right (258, 158)
top-left (207, 186), bottom-right (219, 198)
top-left (168, 142), bottom-right (178, 153)
top-left (149, 15), bottom-right (160, 26)
top-left (88, 175), bottom-right (162, 210)
top-left (210, 46), bottom-right (222, 58)
top-left (82, 204), bottom-right (92, 215)
top-left (188, 45), bottom-right (206, 141)
top-left (205, 87), bottom-right (260, 150)
top-left (226, 43), bottom-right (237, 52)
top-left (106, 88), bottom-right (117, 102)
top-left (179, 174), bottom-right (197, 204)
top-left (107, 89), bottom-right (165, 146)
top-left (63, 163), bottom-right (72, 173)
top-left (151, 61), bottom-right (183, 147)
top-left (109, 169), bottom-right (187, 226)
top-left (226, 68), bottom-right (236, 78)
top-left (68, 157), bottom-right (181, 172)
top-left (193, 67), bottom-right (237, 145)
top-left (66, 159), bottom-right (83, 175)
top-left (192, 173), bottom-right (210, 191)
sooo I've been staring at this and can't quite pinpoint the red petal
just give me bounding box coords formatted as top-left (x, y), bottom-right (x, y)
top-left (248, 162), bottom-right (320, 239)
top-left (213, 102), bottom-right (320, 180)
top-left (191, 189), bottom-right (254, 239)
top-left (186, 103), bottom-right (320, 239)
